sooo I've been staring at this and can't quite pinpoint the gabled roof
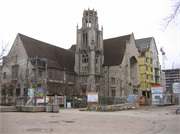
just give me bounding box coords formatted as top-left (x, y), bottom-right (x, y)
top-left (135, 37), bottom-right (152, 50)
top-left (69, 44), bottom-right (76, 52)
top-left (69, 34), bottom-right (131, 66)
top-left (103, 34), bottom-right (131, 66)
top-left (19, 33), bottom-right (75, 73)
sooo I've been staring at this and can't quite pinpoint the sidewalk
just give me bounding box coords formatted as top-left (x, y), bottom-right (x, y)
top-left (0, 105), bottom-right (179, 134)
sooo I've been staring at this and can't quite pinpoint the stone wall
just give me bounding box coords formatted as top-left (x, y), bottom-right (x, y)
top-left (102, 33), bottom-right (141, 97)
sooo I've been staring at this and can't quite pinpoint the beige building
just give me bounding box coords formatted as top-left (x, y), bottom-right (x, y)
top-left (1, 9), bottom-right (141, 101)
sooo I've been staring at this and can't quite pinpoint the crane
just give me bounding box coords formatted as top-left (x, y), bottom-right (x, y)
top-left (160, 47), bottom-right (167, 69)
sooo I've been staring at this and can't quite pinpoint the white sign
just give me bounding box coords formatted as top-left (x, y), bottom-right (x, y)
top-left (151, 86), bottom-right (163, 94)
top-left (87, 92), bottom-right (98, 102)
top-left (37, 96), bottom-right (49, 103)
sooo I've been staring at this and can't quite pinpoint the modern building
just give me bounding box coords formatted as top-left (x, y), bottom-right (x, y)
top-left (136, 37), bottom-right (161, 98)
top-left (1, 9), bottom-right (141, 103)
top-left (161, 71), bottom-right (166, 93)
top-left (162, 68), bottom-right (180, 93)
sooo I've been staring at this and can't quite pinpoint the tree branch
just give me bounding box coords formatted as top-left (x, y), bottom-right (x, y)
top-left (161, 1), bottom-right (180, 31)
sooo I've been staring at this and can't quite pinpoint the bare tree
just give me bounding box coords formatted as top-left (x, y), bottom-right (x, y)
top-left (161, 0), bottom-right (180, 31)
top-left (0, 41), bottom-right (10, 65)
top-left (0, 41), bottom-right (10, 104)
top-left (1, 82), bottom-right (16, 103)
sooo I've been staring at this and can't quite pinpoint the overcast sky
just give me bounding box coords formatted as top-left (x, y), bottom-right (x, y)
top-left (0, 0), bottom-right (179, 70)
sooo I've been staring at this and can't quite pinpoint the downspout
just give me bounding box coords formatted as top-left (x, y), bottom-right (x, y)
top-left (108, 66), bottom-right (109, 96)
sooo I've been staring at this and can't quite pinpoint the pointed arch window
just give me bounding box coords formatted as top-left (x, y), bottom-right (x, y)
top-left (96, 53), bottom-right (99, 64)
top-left (96, 52), bottom-right (100, 72)
top-left (96, 31), bottom-right (99, 49)
top-left (82, 51), bottom-right (88, 63)
top-left (83, 32), bottom-right (88, 48)
top-left (82, 51), bottom-right (88, 72)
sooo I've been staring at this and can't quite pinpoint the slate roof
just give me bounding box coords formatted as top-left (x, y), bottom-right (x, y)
top-left (19, 33), bottom-right (75, 74)
top-left (135, 37), bottom-right (152, 50)
top-left (103, 34), bottom-right (131, 66)
top-left (69, 45), bottom-right (76, 52)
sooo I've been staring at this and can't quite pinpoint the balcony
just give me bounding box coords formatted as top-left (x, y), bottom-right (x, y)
top-left (149, 72), bottom-right (155, 75)
top-left (149, 79), bottom-right (155, 83)
top-left (155, 72), bottom-right (160, 77)
top-left (154, 63), bottom-right (160, 69)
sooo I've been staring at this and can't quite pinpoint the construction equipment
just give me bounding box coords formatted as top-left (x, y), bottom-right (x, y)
top-left (160, 47), bottom-right (167, 69)
top-left (138, 96), bottom-right (149, 106)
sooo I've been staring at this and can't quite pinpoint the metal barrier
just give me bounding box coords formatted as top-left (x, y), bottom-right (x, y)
top-left (66, 96), bottom-right (87, 108)
top-left (0, 96), bottom-right (30, 105)
top-left (48, 95), bottom-right (66, 108)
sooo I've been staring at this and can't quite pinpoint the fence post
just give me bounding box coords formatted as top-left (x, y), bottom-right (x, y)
top-left (55, 95), bottom-right (57, 104)
top-left (64, 95), bottom-right (66, 108)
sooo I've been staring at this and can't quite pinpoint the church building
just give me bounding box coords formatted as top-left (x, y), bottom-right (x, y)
top-left (1, 9), bottom-right (141, 99)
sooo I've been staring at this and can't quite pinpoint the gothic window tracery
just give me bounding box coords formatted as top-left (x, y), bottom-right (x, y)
top-left (82, 51), bottom-right (88, 72)
top-left (82, 51), bottom-right (88, 63)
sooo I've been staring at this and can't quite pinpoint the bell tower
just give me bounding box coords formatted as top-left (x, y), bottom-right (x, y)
top-left (75, 9), bottom-right (104, 93)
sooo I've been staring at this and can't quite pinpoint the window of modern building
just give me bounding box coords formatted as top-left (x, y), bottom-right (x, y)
top-left (141, 45), bottom-right (148, 50)
top-left (150, 59), bottom-right (153, 64)
top-left (150, 52), bottom-right (153, 57)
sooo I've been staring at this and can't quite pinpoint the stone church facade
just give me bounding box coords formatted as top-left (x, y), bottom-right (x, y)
top-left (71, 9), bottom-right (141, 97)
top-left (1, 9), bottom-right (141, 99)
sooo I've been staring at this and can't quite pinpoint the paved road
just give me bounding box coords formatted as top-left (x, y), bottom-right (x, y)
top-left (0, 105), bottom-right (179, 134)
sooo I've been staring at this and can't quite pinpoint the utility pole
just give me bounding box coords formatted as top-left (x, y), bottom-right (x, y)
top-left (25, 56), bottom-right (47, 106)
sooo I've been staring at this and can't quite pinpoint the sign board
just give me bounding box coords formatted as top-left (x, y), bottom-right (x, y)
top-left (28, 88), bottom-right (44, 98)
top-left (37, 96), bottom-right (49, 103)
top-left (173, 83), bottom-right (180, 94)
top-left (151, 86), bottom-right (163, 94)
top-left (87, 92), bottom-right (98, 102)
top-left (36, 88), bottom-right (44, 99)
top-left (28, 88), bottom-right (35, 98)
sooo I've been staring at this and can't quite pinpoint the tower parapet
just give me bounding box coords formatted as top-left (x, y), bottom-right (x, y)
top-left (82, 9), bottom-right (98, 29)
